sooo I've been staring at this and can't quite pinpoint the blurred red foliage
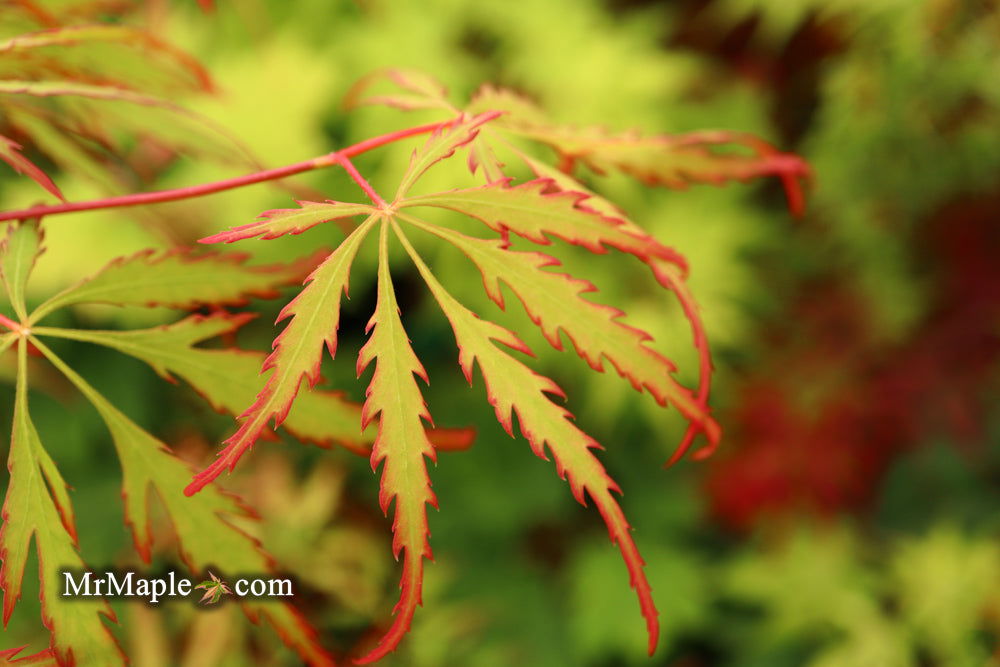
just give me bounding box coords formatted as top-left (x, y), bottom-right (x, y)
top-left (706, 193), bottom-right (1000, 531)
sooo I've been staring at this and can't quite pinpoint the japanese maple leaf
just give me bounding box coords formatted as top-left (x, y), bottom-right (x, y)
top-left (0, 221), bottom-right (337, 666)
top-left (194, 572), bottom-right (233, 605)
top-left (188, 115), bottom-right (732, 662)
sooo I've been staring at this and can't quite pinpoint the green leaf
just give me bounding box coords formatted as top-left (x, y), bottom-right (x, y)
top-left (0, 340), bottom-right (123, 666)
top-left (30, 248), bottom-right (319, 324)
top-left (510, 147), bottom-right (634, 225)
top-left (201, 200), bottom-right (377, 244)
top-left (186, 215), bottom-right (379, 495)
top-left (33, 314), bottom-right (369, 454)
top-left (0, 24), bottom-right (212, 94)
top-left (395, 223), bottom-right (661, 656)
top-left (399, 182), bottom-right (719, 456)
top-left (32, 338), bottom-right (335, 667)
top-left (402, 215), bottom-right (715, 436)
top-left (400, 179), bottom-right (688, 269)
top-left (353, 220), bottom-right (438, 664)
top-left (0, 79), bottom-right (182, 108)
top-left (0, 645), bottom-right (58, 665)
top-left (394, 112), bottom-right (501, 198)
top-left (1, 108), bottom-right (123, 194)
top-left (345, 68), bottom-right (454, 112)
top-left (470, 88), bottom-right (809, 214)
top-left (465, 84), bottom-right (548, 127)
top-left (0, 220), bottom-right (43, 321)
top-left (0, 134), bottom-right (63, 201)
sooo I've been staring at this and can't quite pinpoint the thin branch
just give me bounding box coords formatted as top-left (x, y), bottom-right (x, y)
top-left (0, 121), bottom-right (447, 224)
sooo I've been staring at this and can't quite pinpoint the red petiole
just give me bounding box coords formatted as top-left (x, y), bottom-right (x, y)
top-left (0, 120), bottom-right (446, 224)
top-left (0, 313), bottom-right (22, 333)
top-left (334, 154), bottom-right (388, 208)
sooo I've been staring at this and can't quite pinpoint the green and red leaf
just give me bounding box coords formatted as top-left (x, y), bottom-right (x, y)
top-left (344, 68), bottom-right (452, 113)
top-left (1, 340), bottom-right (124, 666)
top-left (31, 248), bottom-right (321, 323)
top-left (353, 220), bottom-right (438, 663)
top-left (0, 646), bottom-right (57, 665)
top-left (0, 24), bottom-right (213, 94)
top-left (400, 178), bottom-right (688, 270)
top-left (186, 215), bottom-right (379, 495)
top-left (36, 314), bottom-right (369, 455)
top-left (32, 339), bottom-right (335, 666)
top-left (396, 227), bottom-right (661, 656)
top-left (0, 219), bottom-right (44, 321)
top-left (194, 573), bottom-right (232, 604)
top-left (0, 135), bottom-right (63, 201)
top-left (201, 201), bottom-right (376, 244)
top-left (403, 216), bottom-right (715, 437)
top-left (505, 123), bottom-right (810, 216)
top-left (394, 112), bottom-right (502, 198)
top-left (0, 80), bottom-right (184, 109)
top-left (399, 180), bottom-right (721, 455)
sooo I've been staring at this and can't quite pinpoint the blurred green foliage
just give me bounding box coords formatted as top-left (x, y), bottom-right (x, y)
top-left (1, 0), bottom-right (998, 665)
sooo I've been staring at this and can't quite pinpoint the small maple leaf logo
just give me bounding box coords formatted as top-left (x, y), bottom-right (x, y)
top-left (194, 571), bottom-right (232, 605)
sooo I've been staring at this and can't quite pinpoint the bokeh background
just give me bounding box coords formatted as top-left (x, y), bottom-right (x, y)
top-left (2, 0), bottom-right (999, 665)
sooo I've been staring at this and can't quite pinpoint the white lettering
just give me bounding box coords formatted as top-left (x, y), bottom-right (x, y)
top-left (62, 571), bottom-right (91, 597)
top-left (269, 578), bottom-right (293, 596)
top-left (106, 571), bottom-right (133, 596)
top-left (149, 579), bottom-right (166, 604)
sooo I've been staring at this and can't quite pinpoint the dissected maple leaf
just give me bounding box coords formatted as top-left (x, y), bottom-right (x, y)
top-left (202, 201), bottom-right (378, 243)
top-left (0, 24), bottom-right (213, 94)
top-left (1, 343), bottom-right (124, 666)
top-left (0, 222), bottom-right (341, 666)
top-left (401, 178), bottom-right (689, 268)
top-left (346, 70), bottom-right (801, 467)
top-left (186, 108), bottom-right (741, 659)
top-left (352, 221), bottom-right (439, 664)
top-left (0, 134), bottom-right (63, 201)
top-left (394, 221), bottom-right (661, 655)
top-left (184, 214), bottom-right (379, 496)
top-left (28, 246), bottom-right (323, 323)
top-left (349, 69), bottom-right (809, 216)
top-left (0, 16), bottom-right (246, 204)
top-left (194, 571), bottom-right (233, 605)
top-left (0, 223), bottom-right (124, 665)
top-left (44, 313), bottom-right (369, 455)
top-left (0, 645), bottom-right (58, 666)
top-left (344, 68), bottom-right (454, 113)
top-left (0, 53), bottom-right (806, 662)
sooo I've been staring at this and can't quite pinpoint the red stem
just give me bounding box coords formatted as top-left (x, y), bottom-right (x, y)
top-left (0, 313), bottom-right (22, 333)
top-left (0, 121), bottom-right (446, 224)
top-left (334, 154), bottom-right (387, 208)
